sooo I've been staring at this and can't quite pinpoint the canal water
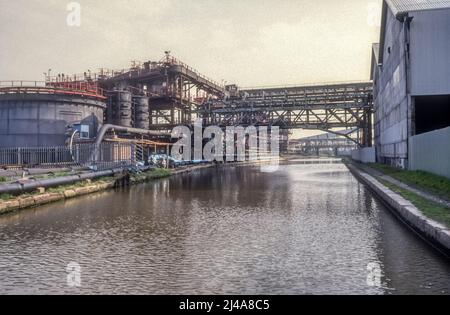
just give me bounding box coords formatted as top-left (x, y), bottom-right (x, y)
top-left (0, 159), bottom-right (449, 294)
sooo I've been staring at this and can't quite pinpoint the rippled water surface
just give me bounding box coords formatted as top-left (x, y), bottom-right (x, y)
top-left (1, 160), bottom-right (449, 294)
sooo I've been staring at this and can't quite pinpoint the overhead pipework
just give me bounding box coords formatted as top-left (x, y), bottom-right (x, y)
top-left (89, 124), bottom-right (171, 162)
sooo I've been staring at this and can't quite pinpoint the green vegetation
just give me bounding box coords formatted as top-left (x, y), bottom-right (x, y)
top-left (47, 180), bottom-right (94, 193)
top-left (380, 179), bottom-right (450, 228)
top-left (132, 168), bottom-right (172, 182)
top-left (0, 193), bottom-right (13, 201)
top-left (147, 168), bottom-right (172, 179)
top-left (0, 176), bottom-right (7, 183)
top-left (33, 171), bottom-right (72, 180)
top-left (368, 163), bottom-right (450, 201)
top-left (52, 171), bottom-right (72, 178)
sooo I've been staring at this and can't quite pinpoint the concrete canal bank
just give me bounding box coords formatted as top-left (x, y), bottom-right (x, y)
top-left (0, 179), bottom-right (116, 215)
top-left (345, 161), bottom-right (450, 257)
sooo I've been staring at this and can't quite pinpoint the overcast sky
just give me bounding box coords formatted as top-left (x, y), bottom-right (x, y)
top-left (0, 0), bottom-right (382, 86)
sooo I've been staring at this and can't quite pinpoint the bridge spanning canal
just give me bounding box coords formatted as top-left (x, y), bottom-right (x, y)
top-left (198, 82), bottom-right (373, 147)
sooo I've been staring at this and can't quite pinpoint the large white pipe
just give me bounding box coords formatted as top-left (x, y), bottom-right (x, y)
top-left (91, 124), bottom-right (170, 161)
top-left (94, 124), bottom-right (169, 146)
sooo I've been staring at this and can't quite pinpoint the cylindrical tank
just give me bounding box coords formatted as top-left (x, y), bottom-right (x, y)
top-left (132, 95), bottom-right (150, 129)
top-left (107, 90), bottom-right (132, 127)
top-left (0, 93), bottom-right (106, 147)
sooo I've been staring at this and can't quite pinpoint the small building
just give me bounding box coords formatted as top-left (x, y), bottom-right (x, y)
top-left (371, 0), bottom-right (450, 169)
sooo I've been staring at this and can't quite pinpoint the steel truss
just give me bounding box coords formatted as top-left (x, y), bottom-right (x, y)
top-left (196, 82), bottom-right (373, 147)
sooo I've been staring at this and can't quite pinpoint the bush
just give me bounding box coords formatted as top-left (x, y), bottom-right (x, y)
top-left (0, 193), bottom-right (13, 201)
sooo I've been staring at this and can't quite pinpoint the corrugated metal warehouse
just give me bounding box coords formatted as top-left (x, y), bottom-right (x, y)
top-left (371, 0), bottom-right (450, 169)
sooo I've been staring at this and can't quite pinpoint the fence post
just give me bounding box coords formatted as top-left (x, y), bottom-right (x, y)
top-left (131, 143), bottom-right (136, 166)
top-left (166, 145), bottom-right (169, 169)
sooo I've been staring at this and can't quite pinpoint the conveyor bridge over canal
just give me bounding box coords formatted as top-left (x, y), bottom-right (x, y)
top-left (197, 81), bottom-right (373, 147)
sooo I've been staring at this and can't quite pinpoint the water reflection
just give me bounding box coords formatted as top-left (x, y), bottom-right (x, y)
top-left (0, 160), bottom-right (449, 294)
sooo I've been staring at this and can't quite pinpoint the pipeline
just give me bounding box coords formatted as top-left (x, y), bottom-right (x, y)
top-left (0, 125), bottom-right (170, 195)
top-left (0, 168), bottom-right (124, 195)
top-left (95, 124), bottom-right (169, 147)
top-left (90, 124), bottom-right (170, 162)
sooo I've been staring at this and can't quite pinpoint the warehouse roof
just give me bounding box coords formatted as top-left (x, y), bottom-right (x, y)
top-left (377, 0), bottom-right (450, 69)
top-left (386, 0), bottom-right (450, 17)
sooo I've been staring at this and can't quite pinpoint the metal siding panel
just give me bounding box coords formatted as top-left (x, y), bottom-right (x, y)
top-left (375, 9), bottom-right (410, 167)
top-left (409, 126), bottom-right (450, 178)
top-left (0, 94), bottom-right (106, 147)
top-left (8, 120), bottom-right (38, 134)
top-left (0, 119), bottom-right (8, 134)
top-left (410, 9), bottom-right (450, 95)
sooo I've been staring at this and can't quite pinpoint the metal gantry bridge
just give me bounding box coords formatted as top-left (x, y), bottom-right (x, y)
top-left (196, 82), bottom-right (373, 147)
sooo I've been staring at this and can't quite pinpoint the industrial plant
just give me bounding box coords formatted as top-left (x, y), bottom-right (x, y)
top-left (1, 0), bottom-right (450, 298)
top-left (0, 52), bottom-right (227, 167)
top-left (0, 50), bottom-right (375, 169)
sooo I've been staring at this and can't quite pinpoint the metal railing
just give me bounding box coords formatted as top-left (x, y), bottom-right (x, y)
top-left (0, 81), bottom-right (47, 88)
top-left (98, 54), bottom-right (225, 92)
top-left (240, 80), bottom-right (373, 91)
top-left (166, 57), bottom-right (224, 90)
top-left (0, 81), bottom-right (106, 100)
top-left (0, 142), bottom-right (136, 170)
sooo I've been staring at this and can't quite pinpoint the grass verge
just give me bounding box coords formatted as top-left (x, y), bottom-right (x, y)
top-left (368, 163), bottom-right (450, 201)
top-left (380, 179), bottom-right (450, 228)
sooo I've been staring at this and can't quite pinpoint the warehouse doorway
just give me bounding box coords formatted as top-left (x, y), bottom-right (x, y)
top-left (414, 95), bottom-right (450, 135)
